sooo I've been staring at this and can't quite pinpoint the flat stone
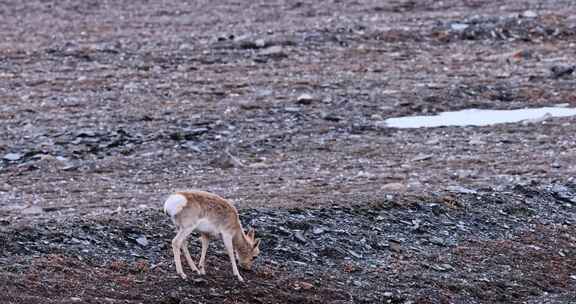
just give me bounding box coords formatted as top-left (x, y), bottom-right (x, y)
top-left (259, 45), bottom-right (287, 57)
top-left (296, 93), bottom-right (316, 105)
top-left (446, 185), bottom-right (477, 194)
top-left (3, 153), bottom-right (23, 161)
top-left (299, 282), bottom-right (314, 290)
top-left (381, 182), bottom-right (407, 192)
top-left (450, 23), bottom-right (469, 31)
top-left (312, 227), bottom-right (326, 235)
top-left (521, 10), bottom-right (538, 18)
top-left (136, 236), bottom-right (149, 246)
top-left (254, 38), bottom-right (266, 48)
top-left (294, 231), bottom-right (307, 243)
top-left (20, 206), bottom-right (44, 215)
top-left (411, 154), bottom-right (433, 162)
top-left (284, 107), bottom-right (301, 113)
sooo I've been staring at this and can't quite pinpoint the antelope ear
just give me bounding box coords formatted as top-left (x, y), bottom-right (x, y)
top-left (253, 238), bottom-right (261, 249)
top-left (247, 228), bottom-right (255, 240)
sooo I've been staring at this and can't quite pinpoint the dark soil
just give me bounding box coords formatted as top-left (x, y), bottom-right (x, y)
top-left (2, 185), bottom-right (576, 303)
top-left (1, 0), bottom-right (576, 303)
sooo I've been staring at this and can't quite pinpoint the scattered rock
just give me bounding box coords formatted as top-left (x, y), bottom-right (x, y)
top-left (259, 46), bottom-right (287, 58)
top-left (348, 250), bottom-right (362, 259)
top-left (352, 280), bottom-right (366, 287)
top-left (322, 113), bottom-right (341, 122)
top-left (291, 260), bottom-right (307, 266)
top-left (429, 236), bottom-right (447, 246)
top-left (179, 43), bottom-right (193, 51)
top-left (381, 183), bottom-right (407, 192)
top-left (294, 230), bottom-right (307, 244)
top-left (254, 39), bottom-right (267, 48)
top-left (388, 240), bottom-right (402, 253)
top-left (238, 100), bottom-right (262, 110)
top-left (446, 186), bottom-right (477, 194)
top-left (255, 89), bottom-right (273, 98)
top-left (296, 93), bottom-right (316, 105)
top-left (300, 281), bottom-right (314, 290)
top-left (521, 10), bottom-right (538, 18)
top-left (192, 278), bottom-right (207, 284)
top-left (136, 236), bottom-right (149, 247)
top-left (450, 23), bottom-right (469, 31)
top-left (430, 263), bottom-right (454, 272)
top-left (549, 184), bottom-right (576, 203)
top-left (439, 14), bottom-right (566, 42)
top-left (3, 153), bottom-right (23, 161)
top-left (468, 137), bottom-right (486, 145)
top-left (169, 128), bottom-right (209, 141)
top-left (0, 183), bottom-right (11, 192)
top-left (312, 227), bottom-right (326, 235)
top-left (284, 107), bottom-right (301, 113)
top-left (550, 65), bottom-right (574, 79)
top-left (411, 154), bottom-right (433, 162)
top-left (20, 205), bottom-right (44, 215)
top-left (123, 82), bottom-right (139, 91)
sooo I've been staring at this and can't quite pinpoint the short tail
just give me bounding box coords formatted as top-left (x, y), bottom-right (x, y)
top-left (163, 193), bottom-right (187, 223)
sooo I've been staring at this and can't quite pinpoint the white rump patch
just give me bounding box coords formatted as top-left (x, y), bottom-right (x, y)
top-left (163, 194), bottom-right (187, 219)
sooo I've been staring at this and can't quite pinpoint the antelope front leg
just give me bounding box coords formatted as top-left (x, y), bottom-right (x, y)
top-left (198, 233), bottom-right (210, 275)
top-left (222, 234), bottom-right (243, 282)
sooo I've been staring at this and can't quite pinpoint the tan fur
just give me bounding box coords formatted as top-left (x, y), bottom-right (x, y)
top-left (165, 190), bottom-right (261, 282)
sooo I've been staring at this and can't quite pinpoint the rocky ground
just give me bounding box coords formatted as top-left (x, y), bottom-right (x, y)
top-left (1, 0), bottom-right (576, 303)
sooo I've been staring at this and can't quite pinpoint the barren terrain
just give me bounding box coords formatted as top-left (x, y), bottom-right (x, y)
top-left (1, 0), bottom-right (576, 303)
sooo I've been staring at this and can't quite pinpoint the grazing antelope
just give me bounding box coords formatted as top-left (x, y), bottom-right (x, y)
top-left (163, 191), bottom-right (261, 282)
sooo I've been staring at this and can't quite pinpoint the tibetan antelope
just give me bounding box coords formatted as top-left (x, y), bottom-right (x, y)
top-left (163, 191), bottom-right (261, 282)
